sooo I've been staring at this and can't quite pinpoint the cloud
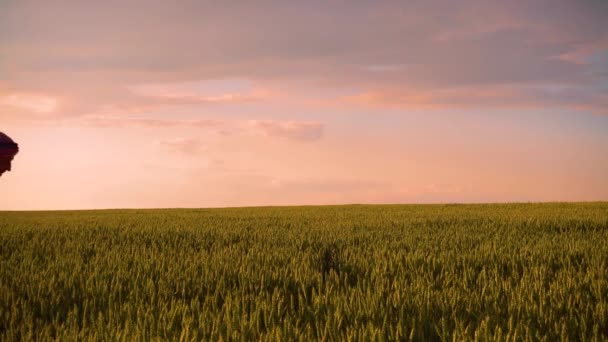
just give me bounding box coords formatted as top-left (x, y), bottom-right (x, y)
top-left (248, 120), bottom-right (324, 141)
top-left (4, 1), bottom-right (606, 83)
top-left (82, 115), bottom-right (225, 128)
top-left (0, 92), bottom-right (59, 113)
top-left (423, 184), bottom-right (464, 194)
top-left (81, 115), bottom-right (326, 142)
top-left (1, 0), bottom-right (606, 118)
top-left (158, 138), bottom-right (207, 155)
top-left (268, 177), bottom-right (391, 193)
top-left (128, 79), bottom-right (270, 104)
top-left (554, 34), bottom-right (608, 65)
top-left (346, 84), bottom-right (608, 114)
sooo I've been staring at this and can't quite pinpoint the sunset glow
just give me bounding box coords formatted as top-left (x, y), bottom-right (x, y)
top-left (1, 1), bottom-right (607, 210)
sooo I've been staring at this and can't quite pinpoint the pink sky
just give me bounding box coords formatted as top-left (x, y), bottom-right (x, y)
top-left (1, 0), bottom-right (607, 210)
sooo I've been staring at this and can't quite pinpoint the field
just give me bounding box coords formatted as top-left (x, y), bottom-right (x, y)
top-left (1, 203), bottom-right (607, 340)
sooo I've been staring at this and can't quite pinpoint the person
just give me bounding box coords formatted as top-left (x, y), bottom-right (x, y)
top-left (0, 132), bottom-right (19, 177)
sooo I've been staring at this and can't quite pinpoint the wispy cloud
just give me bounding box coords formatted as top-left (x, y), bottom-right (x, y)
top-left (128, 79), bottom-right (271, 104)
top-left (158, 138), bottom-right (207, 155)
top-left (248, 120), bottom-right (324, 141)
top-left (82, 115), bottom-right (224, 128)
top-left (0, 92), bottom-right (59, 113)
top-left (346, 84), bottom-right (608, 114)
top-left (554, 34), bottom-right (608, 65)
top-left (82, 115), bottom-right (326, 142)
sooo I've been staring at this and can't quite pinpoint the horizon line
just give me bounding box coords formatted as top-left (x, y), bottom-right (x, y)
top-left (2, 201), bottom-right (606, 213)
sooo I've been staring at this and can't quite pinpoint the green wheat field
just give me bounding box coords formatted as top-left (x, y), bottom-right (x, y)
top-left (1, 203), bottom-right (607, 340)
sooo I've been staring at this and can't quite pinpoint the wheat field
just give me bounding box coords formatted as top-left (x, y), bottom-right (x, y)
top-left (1, 203), bottom-right (607, 340)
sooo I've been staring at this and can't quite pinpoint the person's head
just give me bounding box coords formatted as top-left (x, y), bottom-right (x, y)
top-left (0, 150), bottom-right (18, 176)
top-left (0, 133), bottom-right (19, 177)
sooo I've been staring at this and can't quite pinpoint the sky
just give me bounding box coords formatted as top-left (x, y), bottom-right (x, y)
top-left (1, 0), bottom-right (607, 210)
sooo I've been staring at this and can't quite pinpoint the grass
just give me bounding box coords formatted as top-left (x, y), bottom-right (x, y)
top-left (1, 203), bottom-right (607, 340)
